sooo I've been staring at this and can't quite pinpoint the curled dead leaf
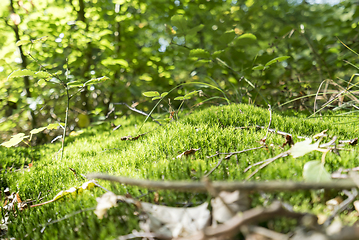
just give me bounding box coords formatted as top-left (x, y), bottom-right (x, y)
top-left (176, 148), bottom-right (201, 159)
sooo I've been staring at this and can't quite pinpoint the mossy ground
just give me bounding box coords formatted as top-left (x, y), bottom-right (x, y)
top-left (1, 103), bottom-right (359, 239)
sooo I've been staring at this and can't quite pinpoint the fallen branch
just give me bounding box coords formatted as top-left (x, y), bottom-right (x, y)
top-left (87, 173), bottom-right (359, 192)
top-left (177, 201), bottom-right (313, 240)
top-left (323, 188), bottom-right (358, 227)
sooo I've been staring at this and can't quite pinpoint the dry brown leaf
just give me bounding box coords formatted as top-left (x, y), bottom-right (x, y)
top-left (282, 134), bottom-right (294, 147)
top-left (121, 133), bottom-right (146, 141)
top-left (176, 148), bottom-right (201, 159)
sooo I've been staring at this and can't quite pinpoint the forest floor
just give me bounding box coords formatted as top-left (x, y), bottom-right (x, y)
top-left (2, 103), bottom-right (359, 239)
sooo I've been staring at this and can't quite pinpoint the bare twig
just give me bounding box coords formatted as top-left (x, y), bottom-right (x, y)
top-left (236, 125), bottom-right (292, 138)
top-left (202, 201), bottom-right (312, 239)
top-left (117, 231), bottom-right (162, 240)
top-left (36, 207), bottom-right (95, 235)
top-left (247, 225), bottom-right (289, 240)
top-left (114, 102), bottom-right (161, 126)
top-left (204, 158), bottom-right (224, 177)
top-left (323, 188), bottom-right (358, 227)
top-left (206, 146), bottom-right (264, 159)
top-left (245, 151), bottom-right (290, 181)
top-left (264, 104), bottom-right (272, 141)
top-left (87, 173), bottom-right (359, 192)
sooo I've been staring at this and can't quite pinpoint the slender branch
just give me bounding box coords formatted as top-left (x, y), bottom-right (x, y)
top-left (114, 102), bottom-right (161, 126)
top-left (60, 87), bottom-right (70, 161)
top-left (264, 104), bottom-right (272, 140)
top-left (87, 173), bottom-right (359, 192)
top-left (207, 146), bottom-right (264, 159)
top-left (204, 158), bottom-right (224, 177)
top-left (245, 151), bottom-right (290, 181)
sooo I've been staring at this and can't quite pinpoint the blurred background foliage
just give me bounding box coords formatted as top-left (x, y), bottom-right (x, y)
top-left (0, 0), bottom-right (358, 143)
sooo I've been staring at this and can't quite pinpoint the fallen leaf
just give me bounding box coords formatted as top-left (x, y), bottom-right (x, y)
top-left (95, 191), bottom-right (118, 219)
top-left (353, 200), bottom-right (359, 212)
top-left (176, 148), bottom-right (201, 159)
top-left (313, 129), bottom-right (328, 140)
top-left (121, 133), bottom-right (146, 141)
top-left (140, 201), bottom-right (210, 238)
top-left (317, 214), bottom-right (327, 225)
top-left (326, 196), bottom-right (343, 211)
top-left (282, 134), bottom-right (294, 147)
top-left (31, 180), bottom-right (97, 207)
top-left (303, 160), bottom-right (331, 182)
top-left (290, 138), bottom-right (320, 158)
top-left (212, 191), bottom-right (250, 225)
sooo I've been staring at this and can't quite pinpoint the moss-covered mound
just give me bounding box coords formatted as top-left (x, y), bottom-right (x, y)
top-left (1, 104), bottom-right (358, 239)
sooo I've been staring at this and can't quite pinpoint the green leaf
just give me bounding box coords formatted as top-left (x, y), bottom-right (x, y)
top-left (184, 91), bottom-right (199, 98)
top-left (265, 56), bottom-right (291, 66)
top-left (171, 15), bottom-right (188, 35)
top-left (1, 133), bottom-right (29, 148)
top-left (30, 127), bottom-right (47, 135)
top-left (187, 24), bottom-right (204, 36)
top-left (142, 91), bottom-right (160, 97)
top-left (67, 81), bottom-right (83, 88)
top-left (234, 33), bottom-right (257, 46)
top-left (37, 79), bottom-right (47, 87)
top-left (35, 71), bottom-right (51, 79)
top-left (139, 74), bottom-right (152, 82)
top-left (84, 76), bottom-right (109, 86)
top-left (290, 138), bottom-right (320, 158)
top-left (29, 127), bottom-right (47, 140)
top-left (212, 50), bottom-right (225, 58)
top-left (16, 40), bottom-right (31, 46)
top-left (238, 33), bottom-right (257, 41)
top-left (8, 69), bottom-right (35, 79)
top-left (152, 96), bottom-right (161, 100)
top-left (161, 92), bottom-right (169, 98)
top-left (303, 160), bottom-right (331, 182)
top-left (218, 30), bottom-right (236, 47)
top-left (174, 96), bottom-right (185, 101)
top-left (32, 36), bottom-right (49, 44)
top-left (102, 58), bottom-right (129, 67)
top-left (252, 65), bottom-right (266, 71)
top-left (174, 96), bottom-right (190, 100)
top-left (189, 49), bottom-right (210, 59)
top-left (47, 123), bottom-right (60, 130)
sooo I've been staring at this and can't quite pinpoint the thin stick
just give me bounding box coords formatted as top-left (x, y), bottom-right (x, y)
top-left (204, 158), bottom-right (224, 177)
top-left (87, 173), bottom-right (359, 192)
top-left (114, 102), bottom-right (161, 126)
top-left (245, 151), bottom-right (290, 181)
top-left (248, 225), bottom-right (289, 240)
top-left (264, 104), bottom-right (272, 141)
top-left (323, 188), bottom-right (358, 227)
top-left (60, 87), bottom-right (70, 161)
top-left (207, 146), bottom-right (264, 159)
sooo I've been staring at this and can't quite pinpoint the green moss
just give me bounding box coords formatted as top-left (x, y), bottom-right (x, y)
top-left (2, 103), bottom-right (359, 239)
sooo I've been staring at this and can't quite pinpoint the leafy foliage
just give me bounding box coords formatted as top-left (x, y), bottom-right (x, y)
top-left (1, 0), bottom-right (359, 142)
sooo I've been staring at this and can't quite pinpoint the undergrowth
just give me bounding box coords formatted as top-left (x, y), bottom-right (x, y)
top-left (1, 103), bottom-right (359, 239)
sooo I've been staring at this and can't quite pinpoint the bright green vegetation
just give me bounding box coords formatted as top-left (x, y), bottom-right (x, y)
top-left (2, 0), bottom-right (359, 140)
top-left (1, 103), bottom-right (359, 239)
